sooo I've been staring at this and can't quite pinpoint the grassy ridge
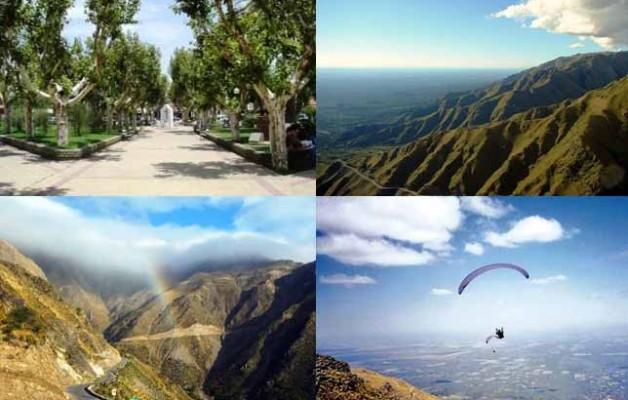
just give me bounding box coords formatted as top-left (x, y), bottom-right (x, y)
top-left (328, 51), bottom-right (628, 149)
top-left (318, 76), bottom-right (628, 195)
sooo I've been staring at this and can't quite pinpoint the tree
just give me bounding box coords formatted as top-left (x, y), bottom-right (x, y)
top-left (194, 42), bottom-right (251, 141)
top-left (176, 0), bottom-right (316, 172)
top-left (102, 33), bottom-right (162, 133)
top-left (169, 48), bottom-right (196, 122)
top-left (0, 0), bottom-right (28, 135)
top-left (19, 0), bottom-right (140, 146)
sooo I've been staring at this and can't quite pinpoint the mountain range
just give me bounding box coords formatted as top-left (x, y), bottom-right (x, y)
top-left (316, 354), bottom-right (439, 400)
top-left (0, 239), bottom-right (314, 400)
top-left (318, 51), bottom-right (628, 195)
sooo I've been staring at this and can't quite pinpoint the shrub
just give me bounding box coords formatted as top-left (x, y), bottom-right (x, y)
top-left (242, 113), bottom-right (258, 129)
top-left (34, 109), bottom-right (50, 135)
top-left (70, 103), bottom-right (92, 136)
top-left (10, 105), bottom-right (24, 133)
top-left (2, 306), bottom-right (46, 337)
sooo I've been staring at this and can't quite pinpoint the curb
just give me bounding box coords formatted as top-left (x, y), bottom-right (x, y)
top-left (0, 134), bottom-right (123, 160)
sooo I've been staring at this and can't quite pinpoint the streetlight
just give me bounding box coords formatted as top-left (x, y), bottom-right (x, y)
top-left (233, 87), bottom-right (240, 95)
top-left (247, 102), bottom-right (255, 112)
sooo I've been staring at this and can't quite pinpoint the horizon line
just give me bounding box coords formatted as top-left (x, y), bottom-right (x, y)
top-left (317, 66), bottom-right (529, 71)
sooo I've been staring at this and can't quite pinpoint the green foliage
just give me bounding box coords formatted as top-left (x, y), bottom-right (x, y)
top-left (2, 306), bottom-right (46, 337)
top-left (70, 102), bottom-right (92, 136)
top-left (10, 105), bottom-right (24, 132)
top-left (102, 32), bottom-right (162, 117)
top-left (242, 113), bottom-right (258, 129)
top-left (301, 104), bottom-right (316, 136)
top-left (9, 127), bottom-right (113, 148)
top-left (34, 107), bottom-right (49, 134)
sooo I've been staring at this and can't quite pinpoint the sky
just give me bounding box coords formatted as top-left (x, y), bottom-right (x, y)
top-left (317, 197), bottom-right (628, 346)
top-left (0, 197), bottom-right (315, 274)
top-left (64, 0), bottom-right (194, 75)
top-left (318, 0), bottom-right (628, 69)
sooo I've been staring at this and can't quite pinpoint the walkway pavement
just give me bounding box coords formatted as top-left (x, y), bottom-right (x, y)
top-left (0, 126), bottom-right (315, 195)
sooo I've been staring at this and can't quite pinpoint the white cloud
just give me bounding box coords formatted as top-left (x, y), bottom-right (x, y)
top-left (63, 0), bottom-right (194, 74)
top-left (0, 198), bottom-right (314, 274)
top-left (431, 288), bottom-right (454, 296)
top-left (464, 242), bottom-right (485, 256)
top-left (320, 274), bottom-right (377, 287)
top-left (570, 41), bottom-right (586, 48)
top-left (530, 274), bottom-right (568, 285)
top-left (492, 0), bottom-right (628, 49)
top-left (318, 197), bottom-right (462, 249)
top-left (461, 197), bottom-right (513, 219)
top-left (484, 216), bottom-right (567, 247)
top-left (610, 249), bottom-right (628, 260)
top-left (317, 234), bottom-right (435, 267)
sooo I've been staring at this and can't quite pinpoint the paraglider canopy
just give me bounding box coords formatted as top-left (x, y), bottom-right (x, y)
top-left (458, 263), bottom-right (529, 295)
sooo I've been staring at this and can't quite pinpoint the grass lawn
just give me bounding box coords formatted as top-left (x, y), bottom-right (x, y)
top-left (7, 127), bottom-right (116, 149)
top-left (209, 128), bottom-right (270, 153)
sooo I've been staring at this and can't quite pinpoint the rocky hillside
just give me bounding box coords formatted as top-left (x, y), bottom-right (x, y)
top-left (93, 356), bottom-right (194, 400)
top-left (0, 240), bottom-right (215, 400)
top-left (0, 240), bottom-right (47, 280)
top-left (0, 242), bottom-right (121, 400)
top-left (319, 75), bottom-right (628, 195)
top-left (316, 354), bottom-right (439, 400)
top-left (334, 51), bottom-right (628, 148)
top-left (105, 262), bottom-right (315, 400)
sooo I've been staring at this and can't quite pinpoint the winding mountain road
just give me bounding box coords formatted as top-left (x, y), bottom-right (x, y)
top-left (65, 358), bottom-right (128, 400)
top-left (323, 160), bottom-right (420, 196)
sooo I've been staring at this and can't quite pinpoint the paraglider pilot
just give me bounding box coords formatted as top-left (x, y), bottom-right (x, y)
top-left (496, 327), bottom-right (504, 339)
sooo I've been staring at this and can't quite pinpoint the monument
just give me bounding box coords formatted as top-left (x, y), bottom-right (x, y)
top-left (160, 104), bottom-right (174, 129)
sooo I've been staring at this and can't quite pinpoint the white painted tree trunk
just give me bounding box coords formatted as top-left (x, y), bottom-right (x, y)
top-left (268, 101), bottom-right (289, 172)
top-left (56, 104), bottom-right (69, 147)
top-left (229, 112), bottom-right (240, 142)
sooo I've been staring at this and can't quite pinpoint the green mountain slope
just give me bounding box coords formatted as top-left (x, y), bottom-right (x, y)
top-left (333, 51), bottom-right (628, 148)
top-left (318, 76), bottom-right (628, 195)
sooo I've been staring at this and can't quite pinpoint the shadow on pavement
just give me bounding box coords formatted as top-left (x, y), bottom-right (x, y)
top-left (86, 148), bottom-right (125, 162)
top-left (0, 182), bottom-right (69, 196)
top-left (177, 143), bottom-right (221, 152)
top-left (0, 147), bottom-right (22, 157)
top-left (154, 159), bottom-right (276, 179)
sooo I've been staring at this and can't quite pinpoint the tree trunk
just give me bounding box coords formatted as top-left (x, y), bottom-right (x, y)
top-left (229, 112), bottom-right (240, 142)
top-left (106, 105), bottom-right (114, 133)
top-left (118, 109), bottom-right (125, 132)
top-left (267, 99), bottom-right (289, 172)
top-left (4, 100), bottom-right (11, 135)
top-left (131, 112), bottom-right (137, 133)
top-left (25, 99), bottom-right (34, 139)
top-left (56, 103), bottom-right (69, 147)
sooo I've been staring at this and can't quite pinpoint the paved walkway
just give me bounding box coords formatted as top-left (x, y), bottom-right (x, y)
top-left (0, 126), bottom-right (314, 195)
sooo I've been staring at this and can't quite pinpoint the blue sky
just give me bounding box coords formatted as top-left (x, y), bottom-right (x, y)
top-left (0, 197), bottom-right (315, 273)
top-left (317, 197), bottom-right (628, 346)
top-left (64, 0), bottom-right (194, 75)
top-left (318, 0), bottom-right (628, 69)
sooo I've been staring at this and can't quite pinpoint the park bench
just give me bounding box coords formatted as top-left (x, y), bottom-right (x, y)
top-left (248, 132), bottom-right (264, 143)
